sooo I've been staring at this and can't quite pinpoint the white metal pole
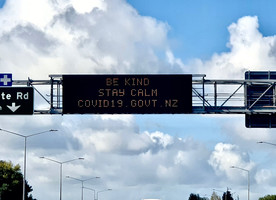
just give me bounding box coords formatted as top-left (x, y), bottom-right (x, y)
top-left (40, 157), bottom-right (84, 200)
top-left (60, 164), bottom-right (62, 200)
top-left (248, 171), bottom-right (250, 200)
top-left (22, 137), bottom-right (27, 200)
top-left (0, 129), bottom-right (57, 200)
top-left (230, 166), bottom-right (249, 200)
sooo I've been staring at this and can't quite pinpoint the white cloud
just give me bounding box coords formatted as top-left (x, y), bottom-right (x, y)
top-left (208, 143), bottom-right (255, 181)
top-left (174, 151), bottom-right (190, 166)
top-left (187, 16), bottom-right (276, 79)
top-left (0, 0), bottom-right (180, 79)
top-left (71, 0), bottom-right (106, 14)
top-left (255, 169), bottom-right (273, 184)
top-left (0, 0), bottom-right (55, 30)
top-left (146, 131), bottom-right (174, 148)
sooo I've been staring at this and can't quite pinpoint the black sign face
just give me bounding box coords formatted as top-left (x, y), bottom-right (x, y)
top-left (245, 71), bottom-right (276, 128)
top-left (0, 87), bottom-right (34, 115)
top-left (62, 75), bottom-right (192, 114)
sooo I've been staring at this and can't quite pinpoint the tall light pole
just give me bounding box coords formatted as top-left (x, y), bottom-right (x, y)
top-left (84, 187), bottom-right (112, 200)
top-left (83, 187), bottom-right (96, 200)
top-left (96, 189), bottom-right (112, 200)
top-left (66, 176), bottom-right (100, 200)
top-left (0, 128), bottom-right (57, 200)
top-left (40, 157), bottom-right (84, 200)
top-left (230, 166), bottom-right (250, 200)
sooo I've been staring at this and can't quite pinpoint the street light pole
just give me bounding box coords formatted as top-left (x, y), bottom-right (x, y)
top-left (23, 137), bottom-right (26, 200)
top-left (0, 128), bottom-right (57, 200)
top-left (257, 141), bottom-right (276, 146)
top-left (83, 187), bottom-right (96, 200)
top-left (40, 157), bottom-right (84, 200)
top-left (84, 187), bottom-right (111, 200)
top-left (230, 166), bottom-right (250, 200)
top-left (96, 189), bottom-right (112, 200)
top-left (66, 176), bottom-right (100, 200)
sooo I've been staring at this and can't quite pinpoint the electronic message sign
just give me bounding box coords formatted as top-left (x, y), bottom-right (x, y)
top-left (245, 71), bottom-right (276, 128)
top-left (62, 74), bottom-right (192, 114)
top-left (0, 87), bottom-right (34, 115)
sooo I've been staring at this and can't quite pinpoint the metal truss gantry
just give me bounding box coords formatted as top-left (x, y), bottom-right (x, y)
top-left (192, 74), bottom-right (276, 114)
top-left (11, 74), bottom-right (276, 115)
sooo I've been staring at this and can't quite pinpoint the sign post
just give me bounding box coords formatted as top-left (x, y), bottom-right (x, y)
top-left (0, 87), bottom-right (34, 115)
top-left (62, 74), bottom-right (192, 114)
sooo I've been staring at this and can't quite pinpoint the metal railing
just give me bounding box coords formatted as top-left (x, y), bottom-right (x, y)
top-left (10, 74), bottom-right (276, 115)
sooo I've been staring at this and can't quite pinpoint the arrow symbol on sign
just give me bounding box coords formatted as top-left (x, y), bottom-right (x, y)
top-left (7, 103), bottom-right (21, 112)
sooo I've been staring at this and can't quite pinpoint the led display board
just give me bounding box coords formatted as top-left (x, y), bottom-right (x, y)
top-left (62, 74), bottom-right (192, 114)
top-left (245, 71), bottom-right (276, 128)
top-left (245, 71), bottom-right (275, 107)
top-left (246, 113), bottom-right (276, 128)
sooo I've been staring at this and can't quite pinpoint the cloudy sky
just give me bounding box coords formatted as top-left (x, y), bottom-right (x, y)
top-left (1, 0), bottom-right (276, 200)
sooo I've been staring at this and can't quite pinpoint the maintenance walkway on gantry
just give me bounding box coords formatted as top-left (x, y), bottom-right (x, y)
top-left (2, 71), bottom-right (276, 127)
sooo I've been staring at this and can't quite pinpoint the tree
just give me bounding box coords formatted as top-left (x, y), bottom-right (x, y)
top-left (222, 190), bottom-right (233, 200)
top-left (189, 193), bottom-right (201, 200)
top-left (211, 191), bottom-right (221, 200)
top-left (0, 160), bottom-right (36, 200)
top-left (188, 193), bottom-right (209, 200)
top-left (189, 193), bottom-right (200, 200)
top-left (259, 195), bottom-right (276, 200)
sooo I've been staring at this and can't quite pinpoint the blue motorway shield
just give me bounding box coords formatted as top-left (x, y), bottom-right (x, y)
top-left (0, 74), bottom-right (12, 86)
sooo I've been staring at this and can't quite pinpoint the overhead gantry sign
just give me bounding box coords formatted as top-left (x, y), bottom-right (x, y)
top-left (4, 71), bottom-right (276, 128)
top-left (0, 73), bottom-right (33, 115)
top-left (62, 74), bottom-right (192, 114)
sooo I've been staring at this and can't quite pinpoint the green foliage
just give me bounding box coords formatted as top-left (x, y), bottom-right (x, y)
top-left (222, 191), bottom-right (233, 200)
top-left (188, 193), bottom-right (208, 200)
top-left (211, 191), bottom-right (221, 200)
top-left (189, 193), bottom-right (201, 200)
top-left (0, 160), bottom-right (36, 200)
top-left (259, 195), bottom-right (276, 200)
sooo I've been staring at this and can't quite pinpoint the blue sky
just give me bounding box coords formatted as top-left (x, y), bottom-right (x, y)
top-left (0, 0), bottom-right (4, 8)
top-left (127, 0), bottom-right (276, 61)
top-left (1, 1), bottom-right (276, 200)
